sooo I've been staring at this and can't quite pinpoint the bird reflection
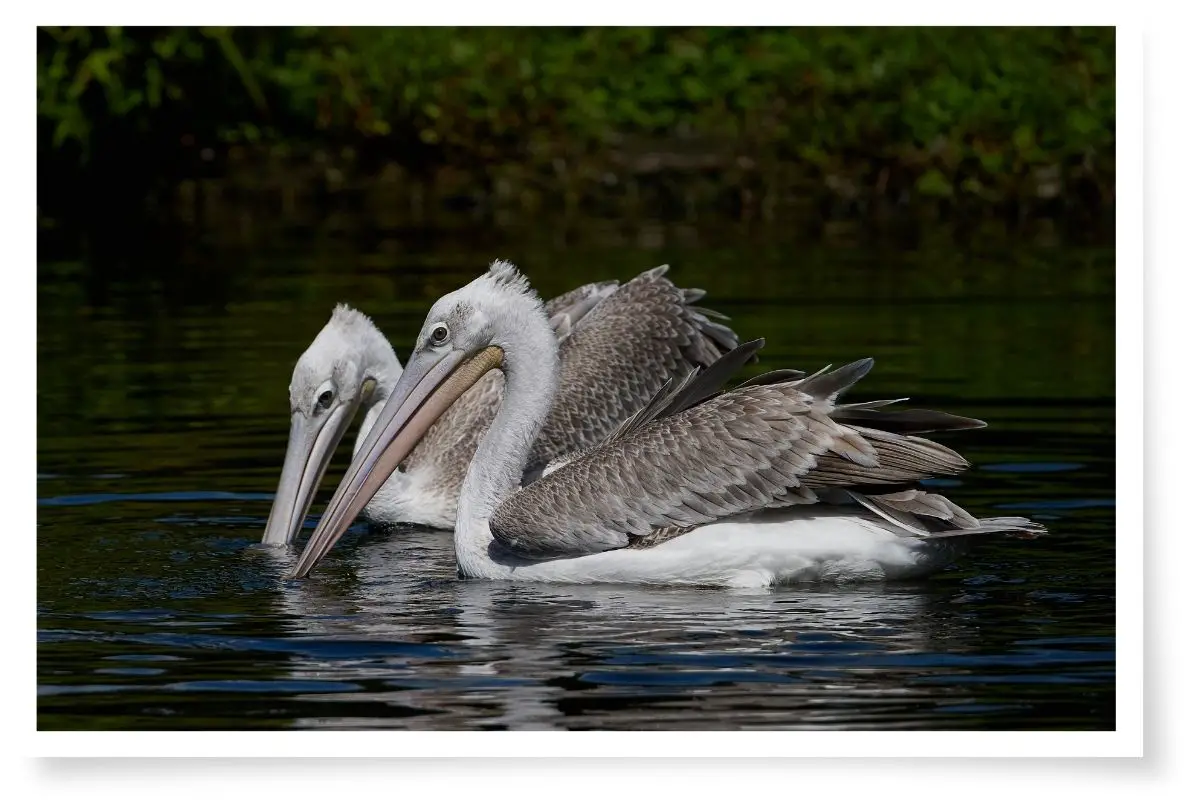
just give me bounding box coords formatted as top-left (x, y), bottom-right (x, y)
top-left (252, 527), bottom-right (976, 730)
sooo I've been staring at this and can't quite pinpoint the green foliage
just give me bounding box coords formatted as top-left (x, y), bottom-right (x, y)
top-left (38, 26), bottom-right (1114, 204)
top-left (38, 27), bottom-right (268, 156)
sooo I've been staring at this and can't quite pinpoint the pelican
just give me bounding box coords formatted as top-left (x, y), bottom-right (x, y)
top-left (291, 261), bottom-right (1044, 587)
top-left (262, 266), bottom-right (738, 551)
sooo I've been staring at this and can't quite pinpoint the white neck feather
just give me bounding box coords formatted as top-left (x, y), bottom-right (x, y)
top-left (455, 312), bottom-right (560, 575)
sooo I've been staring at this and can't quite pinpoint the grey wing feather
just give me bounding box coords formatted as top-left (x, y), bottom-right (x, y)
top-left (602, 339), bottom-right (765, 444)
top-left (544, 281), bottom-right (620, 337)
top-left (543, 281), bottom-right (620, 318)
top-left (845, 489), bottom-right (1043, 539)
top-left (831, 407), bottom-right (985, 435)
top-left (492, 357), bottom-right (1042, 559)
top-left (525, 265), bottom-right (740, 473)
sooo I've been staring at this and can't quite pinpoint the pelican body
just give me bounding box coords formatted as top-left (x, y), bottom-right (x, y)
top-left (262, 267), bottom-right (738, 553)
top-left (292, 261), bottom-right (1045, 588)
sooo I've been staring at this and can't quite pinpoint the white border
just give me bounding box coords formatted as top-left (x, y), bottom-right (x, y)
top-left (1113, 21), bottom-right (1143, 758)
top-left (13, 2), bottom-right (1161, 786)
top-left (30, 730), bottom-right (1138, 758)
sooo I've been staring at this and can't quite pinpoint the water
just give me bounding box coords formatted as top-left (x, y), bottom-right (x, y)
top-left (37, 215), bottom-right (1115, 730)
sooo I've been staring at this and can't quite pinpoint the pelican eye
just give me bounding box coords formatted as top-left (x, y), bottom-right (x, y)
top-left (317, 390), bottom-right (334, 410)
top-left (430, 324), bottom-right (449, 345)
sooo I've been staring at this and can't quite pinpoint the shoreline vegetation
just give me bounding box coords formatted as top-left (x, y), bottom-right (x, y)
top-left (38, 27), bottom-right (1115, 226)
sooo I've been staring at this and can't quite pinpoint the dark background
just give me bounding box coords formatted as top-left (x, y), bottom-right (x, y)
top-left (39, 27), bottom-right (1114, 236)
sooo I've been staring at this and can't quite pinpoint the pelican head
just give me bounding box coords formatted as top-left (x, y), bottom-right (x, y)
top-left (291, 260), bottom-right (553, 576)
top-left (262, 305), bottom-right (400, 547)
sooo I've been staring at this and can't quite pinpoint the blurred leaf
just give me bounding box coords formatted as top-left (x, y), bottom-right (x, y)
top-left (916, 168), bottom-right (954, 197)
top-left (35, 25), bottom-right (1114, 208)
top-left (1013, 124), bottom-right (1037, 152)
top-left (202, 27), bottom-right (268, 113)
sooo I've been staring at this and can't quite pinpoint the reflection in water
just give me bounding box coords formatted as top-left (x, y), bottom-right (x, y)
top-left (37, 221), bottom-right (1115, 730)
top-left (246, 532), bottom-right (1071, 730)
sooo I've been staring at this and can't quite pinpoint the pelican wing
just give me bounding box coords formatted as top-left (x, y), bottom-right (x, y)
top-left (527, 265), bottom-right (739, 474)
top-left (544, 280), bottom-right (620, 337)
top-left (491, 347), bottom-right (1008, 559)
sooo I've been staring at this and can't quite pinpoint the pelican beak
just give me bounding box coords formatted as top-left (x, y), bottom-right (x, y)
top-left (289, 345), bottom-right (504, 578)
top-left (261, 400), bottom-right (360, 547)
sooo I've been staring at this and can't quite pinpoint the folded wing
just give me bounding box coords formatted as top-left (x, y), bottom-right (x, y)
top-left (491, 344), bottom-right (1038, 559)
top-left (527, 265), bottom-right (739, 475)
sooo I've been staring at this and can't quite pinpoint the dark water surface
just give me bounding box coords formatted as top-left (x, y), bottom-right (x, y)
top-left (37, 217), bottom-right (1115, 730)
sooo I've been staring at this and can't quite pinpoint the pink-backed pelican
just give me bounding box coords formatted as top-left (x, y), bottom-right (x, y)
top-left (291, 261), bottom-right (1044, 587)
top-left (262, 266), bottom-right (739, 556)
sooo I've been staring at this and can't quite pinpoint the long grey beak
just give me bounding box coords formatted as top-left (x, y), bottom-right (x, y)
top-left (290, 346), bottom-right (503, 578)
top-left (261, 403), bottom-right (358, 547)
